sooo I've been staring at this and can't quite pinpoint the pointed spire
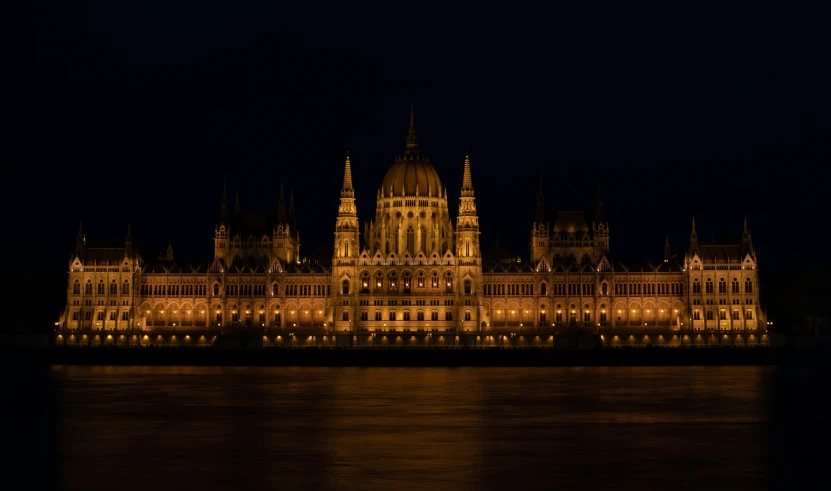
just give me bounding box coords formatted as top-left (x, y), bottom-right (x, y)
top-left (689, 216), bottom-right (698, 251)
top-left (278, 180), bottom-right (287, 224)
top-left (234, 185), bottom-right (240, 213)
top-left (534, 179), bottom-right (546, 224)
top-left (166, 237), bottom-right (174, 262)
top-left (461, 151), bottom-right (474, 195)
top-left (342, 151), bottom-right (354, 194)
top-left (125, 221), bottom-right (132, 244)
top-left (690, 216), bottom-right (697, 238)
top-left (743, 216), bottom-right (750, 237)
top-left (406, 105), bottom-right (418, 152)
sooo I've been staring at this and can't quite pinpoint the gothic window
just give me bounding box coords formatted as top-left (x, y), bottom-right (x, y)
top-left (706, 310), bottom-right (714, 320)
top-left (417, 311), bottom-right (425, 321)
top-left (418, 272), bottom-right (425, 288)
top-left (109, 310), bottom-right (116, 321)
top-left (465, 239), bottom-right (471, 257)
top-left (540, 282), bottom-right (547, 296)
top-left (732, 309), bottom-right (740, 320)
top-left (705, 278), bottom-right (713, 294)
top-left (122, 280), bottom-right (130, 295)
top-left (109, 280), bottom-right (118, 295)
top-left (403, 272), bottom-right (411, 291)
top-left (420, 227), bottom-right (427, 253)
top-left (582, 253), bottom-right (591, 266)
top-left (374, 242), bottom-right (380, 253)
top-left (445, 272), bottom-right (453, 290)
top-left (432, 272), bottom-right (439, 288)
top-left (692, 278), bottom-right (701, 294)
top-left (96, 310), bottom-right (104, 321)
top-left (272, 283), bottom-right (279, 296)
top-left (375, 311), bottom-right (382, 321)
top-left (344, 240), bottom-right (349, 257)
top-left (360, 311), bottom-right (368, 321)
top-left (464, 279), bottom-right (472, 295)
top-left (583, 310), bottom-right (591, 322)
top-left (213, 283), bottom-right (221, 296)
top-left (601, 282), bottom-right (608, 296)
top-left (97, 280), bottom-right (105, 295)
top-left (445, 311), bottom-right (453, 321)
top-left (342, 279), bottom-right (350, 295)
top-left (693, 310), bottom-right (701, 320)
top-left (389, 311), bottom-right (396, 321)
top-left (376, 272), bottom-right (383, 289)
top-left (732, 278), bottom-right (739, 293)
top-left (600, 310), bottom-right (607, 322)
top-left (85, 280), bottom-right (93, 294)
top-left (72, 311), bottom-right (79, 320)
top-left (84, 310), bottom-right (91, 320)
top-left (342, 310), bottom-right (349, 321)
top-left (406, 227), bottom-right (415, 254)
top-left (431, 311), bottom-right (439, 321)
top-left (464, 310), bottom-right (471, 321)
top-left (745, 278), bottom-right (753, 293)
top-left (386, 242), bottom-right (390, 254)
top-left (403, 311), bottom-right (411, 321)
top-left (122, 311), bottom-right (129, 321)
top-left (718, 278), bottom-right (726, 294)
top-left (361, 272), bottom-right (369, 291)
top-left (719, 309), bottom-right (727, 320)
top-left (73, 280), bottom-right (80, 295)
top-left (745, 309), bottom-right (753, 320)
top-left (389, 272), bottom-right (397, 290)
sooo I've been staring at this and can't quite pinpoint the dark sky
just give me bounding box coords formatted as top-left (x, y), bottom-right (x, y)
top-left (18, 3), bottom-right (831, 322)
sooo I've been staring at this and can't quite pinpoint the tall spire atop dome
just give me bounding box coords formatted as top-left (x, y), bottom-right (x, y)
top-left (406, 105), bottom-right (418, 151)
top-left (342, 151), bottom-right (354, 196)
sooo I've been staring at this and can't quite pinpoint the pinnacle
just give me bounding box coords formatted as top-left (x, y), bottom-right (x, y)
top-left (406, 105), bottom-right (418, 151)
top-left (342, 152), bottom-right (354, 193)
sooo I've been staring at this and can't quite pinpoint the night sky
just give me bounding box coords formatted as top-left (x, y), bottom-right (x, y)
top-left (15, 3), bottom-right (830, 329)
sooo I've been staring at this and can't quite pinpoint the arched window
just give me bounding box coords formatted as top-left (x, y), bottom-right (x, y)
top-left (342, 310), bottom-right (349, 321)
top-left (464, 279), bottom-right (472, 295)
top-left (432, 272), bottom-right (439, 288)
top-left (465, 239), bottom-right (471, 257)
top-left (540, 282), bottom-right (547, 296)
top-left (693, 309), bottom-right (701, 320)
top-left (385, 242), bottom-right (390, 254)
top-left (718, 278), bottom-right (726, 294)
top-left (732, 278), bottom-right (739, 294)
top-left (272, 283), bottom-right (279, 296)
top-left (445, 272), bottom-right (453, 290)
top-left (601, 282), bottom-right (608, 296)
top-left (97, 280), bottom-right (105, 295)
top-left (73, 280), bottom-right (80, 295)
top-left (706, 310), bottom-right (713, 320)
top-left (85, 280), bottom-right (92, 294)
top-left (344, 240), bottom-right (349, 257)
top-left (213, 283), bottom-right (220, 296)
top-left (376, 272), bottom-right (383, 288)
top-left (389, 311), bottom-right (396, 321)
top-left (732, 309), bottom-right (740, 320)
top-left (403, 272), bottom-right (411, 291)
top-left (375, 310), bottom-right (382, 321)
top-left (464, 310), bottom-right (471, 321)
top-left (122, 280), bottom-right (130, 295)
top-left (705, 278), bottom-right (713, 294)
top-left (692, 278), bottom-right (701, 294)
top-left (110, 280), bottom-right (118, 295)
top-left (445, 311), bottom-right (453, 321)
top-left (361, 272), bottom-right (369, 291)
top-left (406, 227), bottom-right (415, 254)
top-left (342, 279), bottom-right (350, 295)
top-left (389, 272), bottom-right (397, 290)
top-left (745, 309), bottom-right (753, 320)
top-left (719, 309), bottom-right (727, 320)
top-left (745, 278), bottom-right (753, 293)
top-left (418, 271), bottom-right (425, 288)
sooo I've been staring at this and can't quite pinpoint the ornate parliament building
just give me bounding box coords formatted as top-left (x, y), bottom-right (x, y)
top-left (57, 109), bottom-right (768, 347)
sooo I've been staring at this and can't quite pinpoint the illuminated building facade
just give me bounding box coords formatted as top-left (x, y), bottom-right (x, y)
top-left (57, 108), bottom-right (768, 347)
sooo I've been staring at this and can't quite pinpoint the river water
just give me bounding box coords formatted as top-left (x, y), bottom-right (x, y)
top-left (10, 365), bottom-right (831, 490)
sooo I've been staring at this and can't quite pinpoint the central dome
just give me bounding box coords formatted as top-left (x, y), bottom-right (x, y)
top-left (380, 106), bottom-right (443, 197)
top-left (381, 156), bottom-right (443, 197)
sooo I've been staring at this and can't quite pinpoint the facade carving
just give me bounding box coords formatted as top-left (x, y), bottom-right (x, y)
top-left (57, 108), bottom-right (768, 347)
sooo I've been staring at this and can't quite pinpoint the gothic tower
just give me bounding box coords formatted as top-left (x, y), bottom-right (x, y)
top-left (530, 180), bottom-right (549, 263)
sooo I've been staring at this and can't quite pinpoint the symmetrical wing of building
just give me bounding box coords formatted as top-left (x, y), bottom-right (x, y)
top-left (58, 108), bottom-right (768, 347)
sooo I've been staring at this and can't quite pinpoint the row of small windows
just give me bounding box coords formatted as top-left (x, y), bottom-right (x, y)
top-left (354, 310), bottom-right (466, 321)
top-left (358, 272), bottom-right (456, 291)
top-left (70, 310), bottom-right (130, 321)
top-left (139, 283), bottom-right (207, 297)
top-left (483, 283), bottom-right (535, 296)
top-left (692, 309), bottom-right (754, 320)
top-left (484, 282), bottom-right (685, 297)
top-left (692, 278), bottom-right (753, 294)
top-left (73, 279), bottom-right (130, 295)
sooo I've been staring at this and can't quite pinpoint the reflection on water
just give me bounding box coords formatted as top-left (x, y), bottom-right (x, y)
top-left (24, 366), bottom-right (831, 490)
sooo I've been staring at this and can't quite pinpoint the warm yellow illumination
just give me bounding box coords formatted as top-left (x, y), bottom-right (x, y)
top-left (161, 310), bottom-right (164, 313)
top-left (632, 309), bottom-right (636, 313)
